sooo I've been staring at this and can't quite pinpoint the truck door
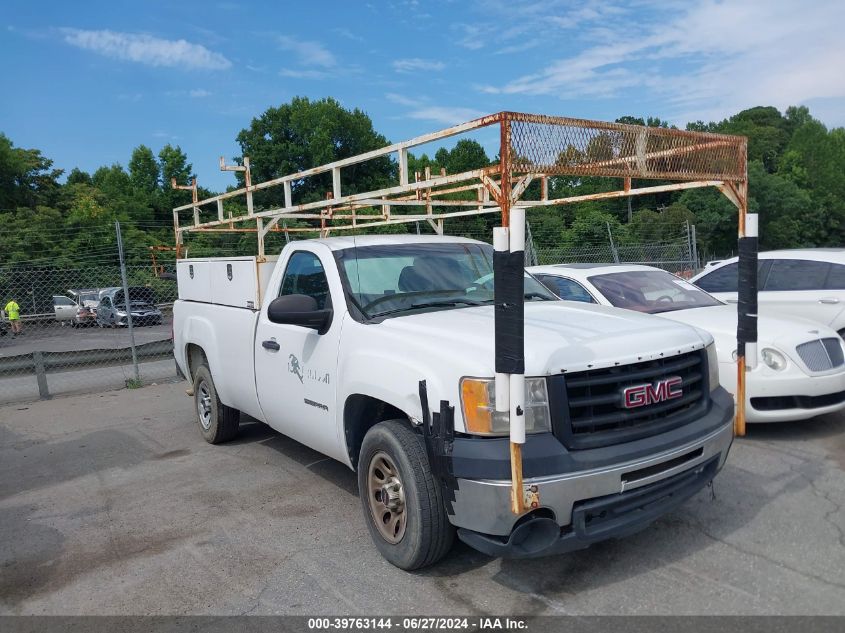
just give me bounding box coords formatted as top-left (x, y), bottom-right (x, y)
top-left (254, 250), bottom-right (341, 459)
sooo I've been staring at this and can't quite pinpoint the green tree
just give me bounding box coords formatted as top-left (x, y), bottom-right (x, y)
top-left (434, 139), bottom-right (491, 174)
top-left (66, 167), bottom-right (92, 186)
top-left (0, 133), bottom-right (63, 210)
top-left (156, 144), bottom-right (194, 222)
top-left (713, 106), bottom-right (791, 173)
top-left (235, 97), bottom-right (394, 206)
top-left (158, 144), bottom-right (192, 189)
top-left (129, 145), bottom-right (160, 195)
top-left (615, 115), bottom-right (673, 128)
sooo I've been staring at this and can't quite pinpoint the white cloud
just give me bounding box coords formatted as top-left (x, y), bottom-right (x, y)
top-left (385, 92), bottom-right (418, 107)
top-left (332, 27), bottom-right (364, 42)
top-left (277, 36), bottom-right (336, 68)
top-left (481, 0), bottom-right (845, 123)
top-left (406, 106), bottom-right (485, 126)
top-left (189, 88), bottom-right (211, 98)
top-left (392, 58), bottom-right (445, 73)
top-left (116, 92), bottom-right (143, 102)
top-left (386, 93), bottom-right (483, 126)
top-left (61, 28), bottom-right (232, 70)
top-left (453, 23), bottom-right (487, 50)
top-left (454, 1), bottom-right (625, 51)
top-left (279, 68), bottom-right (330, 80)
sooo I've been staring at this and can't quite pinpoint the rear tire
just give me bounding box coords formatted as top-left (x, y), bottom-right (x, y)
top-left (192, 365), bottom-right (240, 444)
top-left (358, 420), bottom-right (454, 570)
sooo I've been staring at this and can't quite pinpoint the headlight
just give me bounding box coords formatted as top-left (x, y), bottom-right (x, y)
top-left (706, 342), bottom-right (720, 392)
top-left (116, 311), bottom-right (127, 317)
top-left (460, 377), bottom-right (551, 436)
top-left (762, 348), bottom-right (787, 371)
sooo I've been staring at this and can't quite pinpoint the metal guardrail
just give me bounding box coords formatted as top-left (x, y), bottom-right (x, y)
top-left (0, 339), bottom-right (174, 399)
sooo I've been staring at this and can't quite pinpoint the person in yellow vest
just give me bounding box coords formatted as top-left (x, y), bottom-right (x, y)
top-left (4, 298), bottom-right (21, 335)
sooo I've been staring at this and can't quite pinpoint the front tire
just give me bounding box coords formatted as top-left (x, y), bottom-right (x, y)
top-left (192, 365), bottom-right (240, 444)
top-left (358, 420), bottom-right (454, 570)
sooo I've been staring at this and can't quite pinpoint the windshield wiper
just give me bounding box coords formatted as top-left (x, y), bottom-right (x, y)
top-left (369, 298), bottom-right (486, 318)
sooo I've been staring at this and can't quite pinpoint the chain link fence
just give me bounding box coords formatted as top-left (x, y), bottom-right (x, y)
top-left (0, 263), bottom-right (178, 405)
top-left (1, 219), bottom-right (701, 404)
top-left (518, 221), bottom-right (698, 277)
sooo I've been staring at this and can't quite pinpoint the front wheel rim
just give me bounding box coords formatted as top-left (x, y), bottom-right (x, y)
top-left (367, 451), bottom-right (407, 544)
top-left (197, 382), bottom-right (212, 430)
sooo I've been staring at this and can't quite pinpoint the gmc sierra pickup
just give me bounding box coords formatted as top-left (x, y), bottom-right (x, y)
top-left (173, 235), bottom-right (734, 569)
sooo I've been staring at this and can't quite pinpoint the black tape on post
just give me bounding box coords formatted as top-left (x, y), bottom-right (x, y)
top-left (737, 235), bottom-right (758, 358)
top-left (494, 249), bottom-right (525, 375)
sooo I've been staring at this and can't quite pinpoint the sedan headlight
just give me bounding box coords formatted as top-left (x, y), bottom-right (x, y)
top-left (460, 377), bottom-right (551, 436)
top-left (706, 342), bottom-right (720, 392)
top-left (761, 348), bottom-right (787, 371)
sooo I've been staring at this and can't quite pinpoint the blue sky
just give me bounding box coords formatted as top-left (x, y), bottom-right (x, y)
top-left (3, 0), bottom-right (844, 192)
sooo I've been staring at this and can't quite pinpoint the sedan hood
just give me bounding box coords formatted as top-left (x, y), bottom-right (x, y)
top-left (655, 304), bottom-right (839, 355)
top-left (378, 301), bottom-right (710, 376)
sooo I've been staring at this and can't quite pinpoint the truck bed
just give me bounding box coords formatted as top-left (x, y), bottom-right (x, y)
top-left (173, 300), bottom-right (264, 422)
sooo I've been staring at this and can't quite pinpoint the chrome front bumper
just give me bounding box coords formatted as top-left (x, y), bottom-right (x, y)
top-left (450, 419), bottom-right (734, 537)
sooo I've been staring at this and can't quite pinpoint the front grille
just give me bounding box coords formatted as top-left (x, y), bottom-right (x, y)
top-left (796, 338), bottom-right (844, 372)
top-left (551, 350), bottom-right (708, 450)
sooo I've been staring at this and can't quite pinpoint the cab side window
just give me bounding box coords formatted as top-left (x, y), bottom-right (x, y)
top-left (764, 259), bottom-right (830, 291)
top-left (279, 251), bottom-right (331, 310)
top-left (537, 275), bottom-right (595, 303)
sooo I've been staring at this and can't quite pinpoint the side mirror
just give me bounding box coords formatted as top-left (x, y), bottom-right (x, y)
top-left (267, 294), bottom-right (332, 334)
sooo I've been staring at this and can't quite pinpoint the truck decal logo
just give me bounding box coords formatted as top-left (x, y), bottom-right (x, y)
top-left (288, 354), bottom-right (303, 383)
top-left (304, 398), bottom-right (329, 411)
top-left (621, 376), bottom-right (683, 409)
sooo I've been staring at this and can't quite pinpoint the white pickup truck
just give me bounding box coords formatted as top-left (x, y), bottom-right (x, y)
top-left (173, 235), bottom-right (734, 569)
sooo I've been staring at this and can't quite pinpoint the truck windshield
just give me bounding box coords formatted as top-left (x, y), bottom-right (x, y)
top-left (336, 242), bottom-right (555, 318)
top-left (588, 270), bottom-right (722, 314)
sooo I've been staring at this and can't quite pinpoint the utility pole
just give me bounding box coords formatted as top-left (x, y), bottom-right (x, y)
top-left (607, 222), bottom-right (621, 263)
top-left (691, 224), bottom-right (699, 270)
top-left (116, 221), bottom-right (140, 384)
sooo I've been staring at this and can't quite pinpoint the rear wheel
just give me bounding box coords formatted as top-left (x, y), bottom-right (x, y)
top-left (192, 365), bottom-right (240, 444)
top-left (358, 420), bottom-right (454, 570)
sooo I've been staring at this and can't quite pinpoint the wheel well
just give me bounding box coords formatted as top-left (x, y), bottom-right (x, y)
top-left (186, 343), bottom-right (208, 380)
top-left (344, 395), bottom-right (408, 469)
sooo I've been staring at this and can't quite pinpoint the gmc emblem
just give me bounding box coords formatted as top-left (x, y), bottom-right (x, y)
top-left (621, 376), bottom-right (683, 409)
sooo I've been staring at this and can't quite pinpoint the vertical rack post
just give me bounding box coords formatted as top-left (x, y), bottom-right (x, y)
top-left (495, 116), bottom-right (527, 515)
top-left (735, 184), bottom-right (756, 438)
top-left (171, 176), bottom-right (199, 258)
top-left (116, 221), bottom-right (140, 385)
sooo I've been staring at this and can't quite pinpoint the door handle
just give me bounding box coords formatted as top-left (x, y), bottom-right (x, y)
top-left (725, 298), bottom-right (738, 304)
top-left (262, 340), bottom-right (280, 351)
top-left (819, 298), bottom-right (840, 305)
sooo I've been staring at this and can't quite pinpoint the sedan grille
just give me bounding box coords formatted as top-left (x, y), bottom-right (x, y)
top-left (551, 350), bottom-right (709, 450)
top-left (795, 338), bottom-right (844, 372)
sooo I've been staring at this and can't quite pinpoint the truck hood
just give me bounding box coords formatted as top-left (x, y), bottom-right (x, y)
top-left (377, 301), bottom-right (710, 376)
top-left (654, 304), bottom-right (840, 360)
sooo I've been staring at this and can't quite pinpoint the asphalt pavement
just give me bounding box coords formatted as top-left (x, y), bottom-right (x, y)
top-left (1, 382), bottom-right (844, 615)
top-left (0, 317), bottom-right (172, 356)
